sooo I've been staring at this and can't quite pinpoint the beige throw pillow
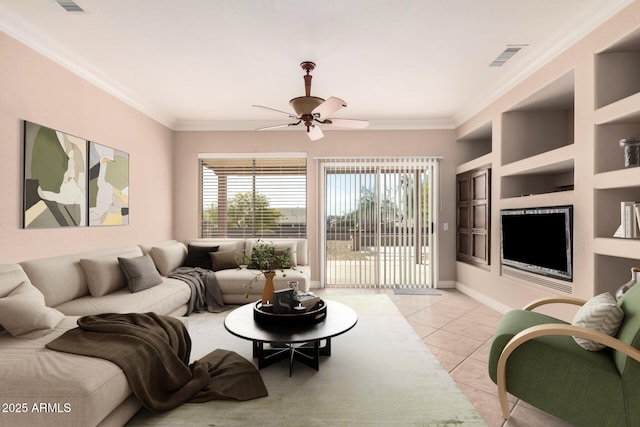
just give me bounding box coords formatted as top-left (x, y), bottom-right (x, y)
top-left (572, 292), bottom-right (624, 351)
top-left (149, 242), bottom-right (187, 275)
top-left (0, 281), bottom-right (64, 338)
top-left (80, 249), bottom-right (141, 297)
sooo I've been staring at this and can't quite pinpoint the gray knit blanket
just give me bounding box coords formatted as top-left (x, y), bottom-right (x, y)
top-left (168, 267), bottom-right (227, 314)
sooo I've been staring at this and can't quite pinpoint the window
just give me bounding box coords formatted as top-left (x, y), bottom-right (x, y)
top-left (317, 156), bottom-right (440, 287)
top-left (199, 154), bottom-right (307, 238)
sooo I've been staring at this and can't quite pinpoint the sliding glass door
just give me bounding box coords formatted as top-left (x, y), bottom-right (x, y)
top-left (318, 157), bottom-right (439, 288)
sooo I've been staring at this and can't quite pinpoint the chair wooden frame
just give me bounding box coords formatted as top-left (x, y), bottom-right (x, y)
top-left (496, 296), bottom-right (640, 419)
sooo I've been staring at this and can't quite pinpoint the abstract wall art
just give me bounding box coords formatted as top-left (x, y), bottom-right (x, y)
top-left (23, 121), bottom-right (88, 228)
top-left (88, 142), bottom-right (129, 226)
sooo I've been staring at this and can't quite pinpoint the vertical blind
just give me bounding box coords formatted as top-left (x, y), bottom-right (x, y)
top-left (199, 154), bottom-right (307, 238)
top-left (317, 156), bottom-right (440, 288)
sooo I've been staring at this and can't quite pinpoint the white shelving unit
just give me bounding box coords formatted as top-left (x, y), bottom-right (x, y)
top-left (455, 2), bottom-right (640, 309)
top-left (593, 27), bottom-right (640, 293)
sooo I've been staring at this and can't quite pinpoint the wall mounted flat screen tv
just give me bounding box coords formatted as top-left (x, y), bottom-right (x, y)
top-left (500, 205), bottom-right (573, 282)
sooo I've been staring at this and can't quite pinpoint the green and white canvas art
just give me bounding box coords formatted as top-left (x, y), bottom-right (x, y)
top-left (88, 142), bottom-right (129, 226)
top-left (23, 121), bottom-right (88, 228)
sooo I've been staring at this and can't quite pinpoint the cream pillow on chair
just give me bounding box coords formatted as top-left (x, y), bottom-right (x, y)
top-left (572, 292), bottom-right (624, 351)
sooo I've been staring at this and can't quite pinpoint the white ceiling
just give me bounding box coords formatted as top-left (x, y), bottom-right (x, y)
top-left (0, 0), bottom-right (634, 131)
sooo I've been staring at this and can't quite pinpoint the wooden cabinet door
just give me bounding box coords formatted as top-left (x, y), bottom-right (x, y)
top-left (457, 167), bottom-right (490, 266)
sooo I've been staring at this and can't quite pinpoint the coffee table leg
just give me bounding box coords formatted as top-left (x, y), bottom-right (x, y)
top-left (254, 340), bottom-right (332, 375)
top-left (320, 338), bottom-right (332, 356)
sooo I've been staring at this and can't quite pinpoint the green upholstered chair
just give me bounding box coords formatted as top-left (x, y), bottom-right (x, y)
top-left (488, 283), bottom-right (640, 426)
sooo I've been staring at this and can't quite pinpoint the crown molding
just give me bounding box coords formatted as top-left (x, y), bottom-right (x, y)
top-left (453, 0), bottom-right (636, 127)
top-left (0, 3), bottom-right (177, 129)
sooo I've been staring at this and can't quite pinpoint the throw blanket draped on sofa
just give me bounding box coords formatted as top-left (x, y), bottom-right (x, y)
top-left (169, 267), bottom-right (225, 314)
top-left (45, 312), bottom-right (268, 411)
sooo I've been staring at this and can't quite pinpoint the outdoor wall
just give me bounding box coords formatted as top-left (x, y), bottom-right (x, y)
top-left (172, 129), bottom-right (459, 286)
top-left (0, 31), bottom-right (175, 263)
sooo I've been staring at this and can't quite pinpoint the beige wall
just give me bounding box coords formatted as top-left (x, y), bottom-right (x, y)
top-left (0, 32), bottom-right (175, 263)
top-left (173, 129), bottom-right (459, 284)
top-left (454, 0), bottom-right (640, 319)
top-left (0, 29), bottom-right (460, 283)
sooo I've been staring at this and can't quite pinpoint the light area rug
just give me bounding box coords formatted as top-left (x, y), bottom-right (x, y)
top-left (126, 294), bottom-right (485, 427)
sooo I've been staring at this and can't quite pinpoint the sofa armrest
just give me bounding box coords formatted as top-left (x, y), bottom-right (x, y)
top-left (496, 323), bottom-right (640, 420)
top-left (522, 296), bottom-right (587, 311)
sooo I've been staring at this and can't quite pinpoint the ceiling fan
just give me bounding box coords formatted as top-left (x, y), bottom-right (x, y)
top-left (253, 61), bottom-right (369, 141)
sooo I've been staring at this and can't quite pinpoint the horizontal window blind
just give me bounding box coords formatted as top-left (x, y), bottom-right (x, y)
top-left (200, 156), bottom-right (307, 238)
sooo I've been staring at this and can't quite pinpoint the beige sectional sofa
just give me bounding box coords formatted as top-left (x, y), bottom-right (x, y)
top-left (0, 238), bottom-right (310, 427)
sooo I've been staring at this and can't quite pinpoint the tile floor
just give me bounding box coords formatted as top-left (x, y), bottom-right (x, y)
top-left (315, 287), bottom-right (575, 427)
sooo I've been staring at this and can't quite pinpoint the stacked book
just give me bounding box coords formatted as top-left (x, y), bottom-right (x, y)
top-left (294, 292), bottom-right (321, 311)
top-left (615, 201), bottom-right (640, 238)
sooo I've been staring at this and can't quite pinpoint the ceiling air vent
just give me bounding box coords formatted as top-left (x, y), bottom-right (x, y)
top-left (489, 45), bottom-right (527, 67)
top-left (54, 0), bottom-right (85, 13)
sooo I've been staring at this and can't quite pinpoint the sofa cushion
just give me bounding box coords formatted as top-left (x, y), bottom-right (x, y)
top-left (118, 255), bottom-right (163, 293)
top-left (55, 278), bottom-right (191, 316)
top-left (149, 242), bottom-right (187, 275)
top-left (210, 250), bottom-right (240, 272)
top-left (572, 292), bottom-right (624, 351)
top-left (20, 246), bottom-right (143, 307)
top-left (184, 244), bottom-right (219, 270)
top-left (0, 316), bottom-right (134, 427)
top-left (80, 248), bottom-right (143, 297)
top-left (0, 281), bottom-right (64, 338)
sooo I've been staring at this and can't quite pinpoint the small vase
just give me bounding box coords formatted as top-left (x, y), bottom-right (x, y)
top-left (620, 137), bottom-right (640, 168)
top-left (615, 267), bottom-right (640, 301)
top-left (261, 271), bottom-right (276, 304)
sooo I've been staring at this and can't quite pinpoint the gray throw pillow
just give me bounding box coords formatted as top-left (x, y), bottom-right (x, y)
top-left (118, 255), bottom-right (163, 293)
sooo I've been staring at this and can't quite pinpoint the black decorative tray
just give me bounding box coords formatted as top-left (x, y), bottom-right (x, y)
top-left (253, 299), bottom-right (327, 327)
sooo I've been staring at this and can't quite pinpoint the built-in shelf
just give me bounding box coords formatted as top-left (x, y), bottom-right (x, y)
top-left (594, 92), bottom-right (640, 125)
top-left (500, 145), bottom-right (574, 199)
top-left (456, 153), bottom-right (492, 175)
top-left (457, 121), bottom-right (492, 166)
top-left (594, 93), bottom-right (640, 174)
top-left (501, 71), bottom-right (574, 166)
top-left (594, 168), bottom-right (640, 189)
top-left (499, 190), bottom-right (575, 210)
top-left (594, 254), bottom-right (640, 296)
top-left (595, 27), bottom-right (640, 109)
top-left (594, 237), bottom-right (640, 258)
top-left (594, 187), bottom-right (640, 238)
top-left (500, 144), bottom-right (574, 177)
top-left (591, 25), bottom-right (640, 296)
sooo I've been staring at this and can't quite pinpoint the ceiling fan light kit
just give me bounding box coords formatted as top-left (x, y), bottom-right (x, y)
top-left (253, 61), bottom-right (369, 140)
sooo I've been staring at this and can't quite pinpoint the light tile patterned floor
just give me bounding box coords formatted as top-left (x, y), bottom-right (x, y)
top-left (315, 287), bottom-right (575, 427)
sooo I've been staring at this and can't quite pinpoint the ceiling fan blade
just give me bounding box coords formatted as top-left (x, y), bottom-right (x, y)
top-left (312, 96), bottom-right (346, 118)
top-left (252, 105), bottom-right (299, 119)
top-left (324, 118), bottom-right (370, 129)
top-left (307, 125), bottom-right (324, 141)
top-left (256, 122), bottom-right (300, 131)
